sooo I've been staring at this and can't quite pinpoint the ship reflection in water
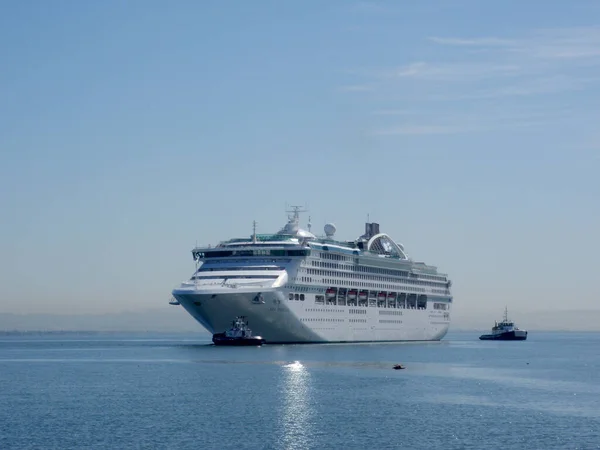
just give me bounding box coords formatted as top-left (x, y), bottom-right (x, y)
top-left (279, 361), bottom-right (313, 449)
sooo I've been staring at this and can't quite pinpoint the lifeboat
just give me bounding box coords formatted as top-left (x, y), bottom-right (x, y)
top-left (348, 290), bottom-right (358, 300)
top-left (378, 292), bottom-right (387, 300)
top-left (387, 292), bottom-right (397, 299)
top-left (358, 290), bottom-right (368, 300)
top-left (326, 288), bottom-right (336, 299)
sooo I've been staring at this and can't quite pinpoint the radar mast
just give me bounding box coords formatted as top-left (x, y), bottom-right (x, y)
top-left (286, 204), bottom-right (307, 224)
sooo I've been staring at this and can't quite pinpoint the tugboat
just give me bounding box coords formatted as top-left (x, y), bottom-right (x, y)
top-left (212, 316), bottom-right (265, 346)
top-left (479, 307), bottom-right (528, 341)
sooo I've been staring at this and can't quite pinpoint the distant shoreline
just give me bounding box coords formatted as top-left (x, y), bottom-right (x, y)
top-left (2, 309), bottom-right (600, 333)
top-left (0, 329), bottom-right (210, 336)
top-left (1, 329), bottom-right (599, 335)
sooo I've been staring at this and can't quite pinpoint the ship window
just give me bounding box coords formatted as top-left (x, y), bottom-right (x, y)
top-left (294, 293), bottom-right (299, 300)
top-left (203, 251), bottom-right (234, 258)
top-left (287, 249), bottom-right (310, 256)
top-left (194, 275), bottom-right (279, 280)
top-left (300, 294), bottom-right (305, 301)
top-left (198, 266), bottom-right (285, 272)
top-left (289, 293), bottom-right (294, 300)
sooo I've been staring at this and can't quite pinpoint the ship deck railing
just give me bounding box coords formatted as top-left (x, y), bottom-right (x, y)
top-left (179, 279), bottom-right (275, 289)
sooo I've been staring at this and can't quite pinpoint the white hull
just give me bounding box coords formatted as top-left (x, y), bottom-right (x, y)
top-left (172, 212), bottom-right (453, 344)
top-left (173, 286), bottom-right (450, 343)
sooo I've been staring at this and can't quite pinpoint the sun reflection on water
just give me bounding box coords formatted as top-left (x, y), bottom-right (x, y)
top-left (284, 361), bottom-right (304, 371)
top-left (279, 360), bottom-right (313, 449)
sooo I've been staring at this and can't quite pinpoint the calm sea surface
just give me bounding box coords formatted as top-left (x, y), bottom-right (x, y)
top-left (1, 331), bottom-right (599, 449)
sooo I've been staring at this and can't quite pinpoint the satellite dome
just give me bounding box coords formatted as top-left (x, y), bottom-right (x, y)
top-left (324, 223), bottom-right (337, 238)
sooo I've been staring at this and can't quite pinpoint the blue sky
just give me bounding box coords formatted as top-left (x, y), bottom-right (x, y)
top-left (1, 1), bottom-right (599, 324)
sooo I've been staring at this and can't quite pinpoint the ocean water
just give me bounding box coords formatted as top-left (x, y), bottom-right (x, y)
top-left (1, 331), bottom-right (599, 450)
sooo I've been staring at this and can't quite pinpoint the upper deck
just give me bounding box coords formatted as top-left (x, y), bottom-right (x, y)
top-left (190, 209), bottom-right (446, 277)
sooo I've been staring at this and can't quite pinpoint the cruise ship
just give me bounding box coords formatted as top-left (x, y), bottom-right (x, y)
top-left (171, 207), bottom-right (453, 343)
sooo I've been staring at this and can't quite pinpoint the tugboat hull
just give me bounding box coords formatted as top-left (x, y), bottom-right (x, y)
top-left (212, 333), bottom-right (265, 346)
top-left (479, 331), bottom-right (527, 341)
top-left (211, 315), bottom-right (265, 346)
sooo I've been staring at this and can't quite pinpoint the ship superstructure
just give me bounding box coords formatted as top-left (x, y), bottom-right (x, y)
top-left (171, 207), bottom-right (453, 343)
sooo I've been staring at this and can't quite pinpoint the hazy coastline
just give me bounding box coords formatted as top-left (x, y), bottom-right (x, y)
top-left (2, 308), bottom-right (599, 333)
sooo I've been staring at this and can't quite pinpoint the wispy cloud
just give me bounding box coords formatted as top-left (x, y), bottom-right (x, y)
top-left (389, 61), bottom-right (521, 81)
top-left (337, 84), bottom-right (374, 92)
top-left (428, 37), bottom-right (514, 47)
top-left (341, 26), bottom-right (600, 136)
top-left (430, 26), bottom-right (600, 61)
top-left (349, 26), bottom-right (600, 88)
top-left (373, 124), bottom-right (477, 136)
top-left (370, 109), bottom-right (413, 116)
top-left (435, 75), bottom-right (598, 100)
top-left (348, 1), bottom-right (396, 14)
top-left (371, 109), bottom-right (565, 136)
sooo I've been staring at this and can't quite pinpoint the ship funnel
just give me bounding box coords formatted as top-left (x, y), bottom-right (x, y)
top-left (364, 222), bottom-right (380, 238)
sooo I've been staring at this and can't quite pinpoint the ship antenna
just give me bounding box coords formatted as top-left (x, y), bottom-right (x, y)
top-left (504, 306), bottom-right (508, 322)
top-left (286, 204), bottom-right (307, 223)
top-left (252, 220), bottom-right (257, 244)
top-left (307, 216), bottom-right (312, 233)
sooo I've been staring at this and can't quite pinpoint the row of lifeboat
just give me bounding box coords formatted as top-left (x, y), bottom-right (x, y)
top-left (326, 288), bottom-right (400, 301)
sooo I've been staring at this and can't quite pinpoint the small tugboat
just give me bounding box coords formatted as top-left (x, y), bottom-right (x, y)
top-left (212, 316), bottom-right (265, 346)
top-left (393, 364), bottom-right (406, 370)
top-left (479, 307), bottom-right (528, 341)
